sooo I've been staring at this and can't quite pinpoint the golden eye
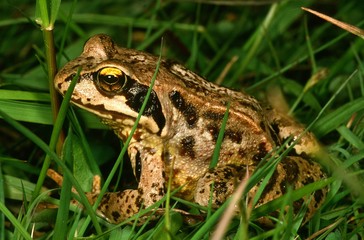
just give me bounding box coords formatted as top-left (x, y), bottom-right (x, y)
top-left (96, 67), bottom-right (128, 93)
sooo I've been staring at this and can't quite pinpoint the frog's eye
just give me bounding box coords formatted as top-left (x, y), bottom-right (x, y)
top-left (96, 67), bottom-right (128, 94)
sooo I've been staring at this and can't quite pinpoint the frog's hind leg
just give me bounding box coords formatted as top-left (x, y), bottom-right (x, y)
top-left (96, 146), bottom-right (167, 224)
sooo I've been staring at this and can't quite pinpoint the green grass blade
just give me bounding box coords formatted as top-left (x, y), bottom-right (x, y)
top-left (35, 0), bottom-right (49, 28)
top-left (49, 0), bottom-right (61, 26)
top-left (210, 101), bottom-right (230, 169)
top-left (313, 97), bottom-right (364, 138)
top-left (0, 201), bottom-right (32, 240)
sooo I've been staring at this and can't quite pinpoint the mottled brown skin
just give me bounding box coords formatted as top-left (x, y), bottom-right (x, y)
top-left (54, 34), bottom-right (326, 224)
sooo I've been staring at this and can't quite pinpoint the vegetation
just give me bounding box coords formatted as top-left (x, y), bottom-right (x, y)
top-left (1, 0), bottom-right (363, 239)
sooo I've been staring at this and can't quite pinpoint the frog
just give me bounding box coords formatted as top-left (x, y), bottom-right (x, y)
top-left (53, 34), bottom-right (326, 225)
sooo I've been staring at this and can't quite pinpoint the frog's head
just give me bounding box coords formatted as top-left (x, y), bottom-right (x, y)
top-left (54, 34), bottom-right (166, 136)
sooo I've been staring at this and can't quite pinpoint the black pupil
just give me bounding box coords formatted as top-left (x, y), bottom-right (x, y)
top-left (103, 74), bottom-right (120, 85)
top-left (96, 68), bottom-right (129, 94)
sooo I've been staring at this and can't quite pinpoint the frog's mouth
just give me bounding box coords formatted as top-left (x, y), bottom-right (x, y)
top-left (70, 98), bottom-right (163, 135)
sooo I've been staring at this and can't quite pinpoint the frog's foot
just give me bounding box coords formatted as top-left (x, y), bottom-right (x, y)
top-left (47, 169), bottom-right (102, 209)
top-left (194, 165), bottom-right (248, 208)
top-left (46, 169), bottom-right (101, 196)
top-left (47, 169), bottom-right (145, 224)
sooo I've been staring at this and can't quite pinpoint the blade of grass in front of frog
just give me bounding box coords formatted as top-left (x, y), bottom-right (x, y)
top-left (210, 101), bottom-right (230, 169)
top-left (251, 177), bottom-right (332, 222)
top-left (87, 38), bottom-right (165, 229)
top-left (53, 127), bottom-right (75, 240)
top-left (200, 101), bottom-right (230, 223)
top-left (247, 139), bottom-right (306, 223)
top-left (51, 69), bottom-right (103, 234)
top-left (250, 135), bottom-right (331, 225)
top-left (190, 196), bottom-right (236, 240)
top-left (251, 156), bottom-right (281, 207)
top-left (210, 169), bottom-right (250, 240)
top-left (96, 187), bottom-right (187, 239)
top-left (244, 135), bottom-right (289, 211)
top-left (133, 202), bottom-right (183, 239)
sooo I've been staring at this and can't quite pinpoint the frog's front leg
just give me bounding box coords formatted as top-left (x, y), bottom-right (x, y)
top-left (94, 144), bottom-right (166, 223)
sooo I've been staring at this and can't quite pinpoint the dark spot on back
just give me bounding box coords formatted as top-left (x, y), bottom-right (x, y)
top-left (158, 187), bottom-right (164, 196)
top-left (260, 171), bottom-right (279, 198)
top-left (180, 136), bottom-right (196, 158)
top-left (65, 74), bottom-right (76, 83)
top-left (97, 77), bottom-right (166, 134)
top-left (225, 129), bottom-right (242, 143)
top-left (222, 168), bottom-right (234, 179)
top-left (138, 188), bottom-right (144, 195)
top-left (136, 195), bottom-right (142, 207)
top-left (314, 189), bottom-right (325, 207)
top-left (169, 90), bottom-right (198, 127)
top-left (203, 111), bottom-right (224, 121)
top-left (214, 182), bottom-right (228, 196)
top-left (303, 176), bottom-right (314, 185)
top-left (292, 198), bottom-right (304, 214)
top-left (281, 159), bottom-right (299, 184)
top-left (253, 142), bottom-right (269, 161)
top-left (207, 123), bottom-right (219, 141)
top-left (112, 211), bottom-right (121, 222)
